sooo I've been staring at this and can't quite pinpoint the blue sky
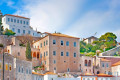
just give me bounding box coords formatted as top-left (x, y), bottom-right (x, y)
top-left (0, 0), bottom-right (120, 41)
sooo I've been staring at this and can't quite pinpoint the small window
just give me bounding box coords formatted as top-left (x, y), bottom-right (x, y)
top-left (44, 52), bottom-right (45, 57)
top-left (40, 54), bottom-right (42, 58)
top-left (33, 33), bottom-right (34, 36)
top-left (18, 52), bottom-right (20, 56)
top-left (11, 18), bottom-right (13, 22)
top-left (53, 51), bottom-right (56, 56)
top-left (106, 63), bottom-right (109, 67)
top-left (21, 67), bottom-right (24, 73)
top-left (67, 68), bottom-right (70, 72)
top-left (28, 31), bottom-right (30, 34)
top-left (17, 20), bottom-right (19, 23)
top-left (46, 51), bottom-right (48, 56)
top-left (74, 42), bottom-right (76, 47)
top-left (44, 41), bottom-right (45, 46)
top-left (23, 30), bottom-right (25, 34)
top-left (66, 52), bottom-right (69, 56)
top-left (74, 53), bottom-right (76, 57)
top-left (53, 60), bottom-right (56, 64)
top-left (8, 18), bottom-right (10, 22)
top-left (18, 67), bottom-right (20, 72)
top-left (26, 68), bottom-right (28, 74)
top-left (66, 41), bottom-right (69, 46)
top-left (53, 40), bottom-right (56, 44)
top-left (61, 40), bottom-right (64, 45)
top-left (5, 63), bottom-right (8, 70)
top-left (61, 52), bottom-right (64, 56)
top-left (18, 29), bottom-right (20, 33)
top-left (26, 21), bottom-right (29, 25)
top-left (46, 40), bottom-right (48, 45)
top-left (14, 19), bottom-right (16, 23)
top-left (23, 21), bottom-right (25, 24)
top-left (29, 69), bottom-right (31, 74)
top-left (102, 63), bottom-right (104, 67)
top-left (9, 64), bottom-right (12, 71)
top-left (20, 20), bottom-right (22, 24)
top-left (41, 43), bottom-right (42, 48)
top-left (12, 28), bottom-right (15, 32)
top-left (45, 61), bottom-right (46, 65)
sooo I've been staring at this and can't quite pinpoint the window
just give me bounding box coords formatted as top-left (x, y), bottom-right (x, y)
top-left (61, 40), bottom-right (64, 45)
top-left (9, 64), bottom-right (12, 71)
top-left (44, 41), bottom-right (45, 46)
top-left (74, 53), bottom-right (76, 57)
top-left (18, 52), bottom-right (20, 56)
top-left (44, 52), bottom-right (45, 57)
top-left (53, 60), bottom-right (56, 64)
top-left (102, 63), bottom-right (104, 67)
top-left (0, 62), bottom-right (2, 69)
top-left (17, 20), bottom-right (19, 23)
top-left (74, 42), bottom-right (76, 47)
top-left (23, 21), bottom-right (25, 24)
top-left (23, 30), bottom-right (25, 34)
top-left (46, 40), bottom-right (48, 45)
top-left (106, 63), bottom-right (109, 67)
top-left (92, 78), bottom-right (94, 80)
top-left (41, 43), bottom-right (42, 48)
top-left (5, 63), bottom-right (8, 70)
top-left (66, 52), bottom-right (69, 56)
top-left (54, 67), bottom-right (56, 70)
top-left (12, 28), bottom-right (15, 32)
top-left (11, 18), bottom-right (13, 22)
top-left (26, 21), bottom-right (29, 25)
top-left (88, 60), bottom-right (91, 66)
top-left (85, 60), bottom-right (87, 66)
top-left (53, 51), bottom-right (56, 56)
top-left (14, 19), bottom-right (16, 23)
top-left (45, 61), bottom-right (46, 65)
top-left (53, 40), bottom-right (56, 44)
top-left (40, 54), bottom-right (42, 58)
top-left (61, 52), bottom-right (64, 56)
top-left (29, 69), bottom-right (31, 74)
top-left (26, 68), bottom-right (28, 74)
top-left (18, 66), bottom-right (20, 72)
top-left (33, 33), bottom-right (34, 36)
top-left (8, 18), bottom-right (10, 22)
top-left (18, 29), bottom-right (20, 33)
top-left (83, 78), bottom-right (85, 80)
top-left (28, 31), bottom-right (30, 34)
top-left (67, 68), bottom-right (70, 72)
top-left (20, 20), bottom-right (22, 24)
top-left (46, 51), bottom-right (48, 56)
top-left (66, 41), bottom-right (69, 46)
top-left (21, 67), bottom-right (24, 73)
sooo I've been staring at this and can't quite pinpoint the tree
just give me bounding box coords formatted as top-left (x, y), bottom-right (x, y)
top-left (26, 42), bottom-right (32, 60)
top-left (3, 29), bottom-right (15, 36)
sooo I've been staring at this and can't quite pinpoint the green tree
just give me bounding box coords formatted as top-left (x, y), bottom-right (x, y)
top-left (26, 42), bottom-right (32, 60)
top-left (3, 29), bottom-right (15, 36)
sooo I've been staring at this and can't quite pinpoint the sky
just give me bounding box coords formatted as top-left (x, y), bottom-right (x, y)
top-left (0, 0), bottom-right (120, 41)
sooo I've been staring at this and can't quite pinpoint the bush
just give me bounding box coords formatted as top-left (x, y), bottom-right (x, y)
top-left (0, 44), bottom-right (3, 47)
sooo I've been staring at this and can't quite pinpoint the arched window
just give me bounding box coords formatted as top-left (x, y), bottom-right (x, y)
top-left (37, 52), bottom-right (39, 59)
top-left (97, 71), bottom-right (100, 74)
top-left (85, 60), bottom-right (87, 66)
top-left (88, 60), bottom-right (91, 66)
top-left (33, 52), bottom-right (36, 57)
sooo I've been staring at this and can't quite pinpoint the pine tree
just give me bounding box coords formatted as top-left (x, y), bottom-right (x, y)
top-left (26, 42), bottom-right (32, 60)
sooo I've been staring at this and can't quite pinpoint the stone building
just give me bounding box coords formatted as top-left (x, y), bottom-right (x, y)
top-left (80, 56), bottom-right (94, 74)
top-left (0, 53), bottom-right (32, 80)
top-left (33, 33), bottom-right (80, 73)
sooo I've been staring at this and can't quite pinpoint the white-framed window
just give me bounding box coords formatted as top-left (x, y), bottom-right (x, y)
top-left (8, 18), bottom-right (10, 22)
top-left (18, 29), bottom-right (20, 33)
top-left (106, 63), bottom-right (109, 67)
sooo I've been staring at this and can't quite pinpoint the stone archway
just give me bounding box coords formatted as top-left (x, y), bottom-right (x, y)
top-left (97, 71), bottom-right (100, 74)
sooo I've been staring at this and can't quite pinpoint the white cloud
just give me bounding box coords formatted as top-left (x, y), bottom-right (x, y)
top-left (14, 0), bottom-right (84, 32)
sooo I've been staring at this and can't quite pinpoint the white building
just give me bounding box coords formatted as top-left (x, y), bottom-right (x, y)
top-left (2, 14), bottom-right (41, 37)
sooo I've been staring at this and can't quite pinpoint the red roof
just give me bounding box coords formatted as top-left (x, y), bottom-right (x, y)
top-left (5, 14), bottom-right (30, 19)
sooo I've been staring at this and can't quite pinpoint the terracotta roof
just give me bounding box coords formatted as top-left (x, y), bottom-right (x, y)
top-left (112, 61), bottom-right (120, 67)
top-left (44, 72), bottom-right (56, 75)
top-left (96, 73), bottom-right (113, 77)
top-left (49, 33), bottom-right (80, 39)
top-left (101, 58), bottom-right (110, 62)
top-left (84, 73), bottom-right (93, 75)
top-left (32, 72), bottom-right (44, 76)
top-left (5, 14), bottom-right (30, 19)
